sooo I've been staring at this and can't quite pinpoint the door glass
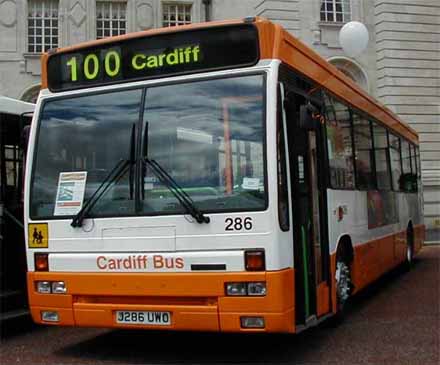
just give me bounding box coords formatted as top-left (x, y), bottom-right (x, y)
top-left (309, 132), bottom-right (322, 284)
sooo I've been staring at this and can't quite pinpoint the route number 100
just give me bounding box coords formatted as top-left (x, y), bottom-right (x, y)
top-left (66, 51), bottom-right (121, 81)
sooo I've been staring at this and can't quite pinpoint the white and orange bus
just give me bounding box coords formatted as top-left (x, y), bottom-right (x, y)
top-left (25, 17), bottom-right (424, 333)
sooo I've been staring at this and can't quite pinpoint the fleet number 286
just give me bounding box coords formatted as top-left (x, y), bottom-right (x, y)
top-left (225, 217), bottom-right (253, 231)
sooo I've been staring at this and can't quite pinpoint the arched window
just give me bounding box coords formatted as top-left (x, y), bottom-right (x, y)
top-left (328, 57), bottom-right (369, 92)
top-left (21, 84), bottom-right (41, 104)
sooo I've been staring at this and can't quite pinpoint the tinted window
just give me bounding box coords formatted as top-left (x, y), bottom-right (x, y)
top-left (415, 146), bottom-right (421, 179)
top-left (353, 114), bottom-right (375, 189)
top-left (401, 141), bottom-right (417, 192)
top-left (277, 85), bottom-right (289, 231)
top-left (411, 144), bottom-right (417, 176)
top-left (372, 122), bottom-right (391, 190)
top-left (389, 133), bottom-right (402, 191)
top-left (325, 95), bottom-right (354, 189)
top-left (401, 140), bottom-right (412, 175)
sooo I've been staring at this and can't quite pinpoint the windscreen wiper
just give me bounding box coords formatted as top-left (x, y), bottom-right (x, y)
top-left (71, 159), bottom-right (130, 227)
top-left (143, 158), bottom-right (210, 224)
top-left (71, 124), bottom-right (136, 228)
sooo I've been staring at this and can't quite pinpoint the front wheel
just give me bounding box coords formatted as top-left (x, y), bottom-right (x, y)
top-left (329, 260), bottom-right (352, 325)
top-left (336, 261), bottom-right (352, 311)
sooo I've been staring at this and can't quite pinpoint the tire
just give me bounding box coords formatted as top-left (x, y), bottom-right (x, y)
top-left (404, 229), bottom-right (414, 271)
top-left (329, 259), bottom-right (352, 325)
top-left (336, 261), bottom-right (352, 311)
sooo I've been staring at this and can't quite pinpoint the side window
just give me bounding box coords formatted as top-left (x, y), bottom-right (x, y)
top-left (372, 122), bottom-right (391, 190)
top-left (324, 95), bottom-right (355, 189)
top-left (353, 114), bottom-right (375, 189)
top-left (277, 84), bottom-right (290, 231)
top-left (401, 141), bottom-right (412, 175)
top-left (389, 133), bottom-right (402, 191)
top-left (401, 140), bottom-right (415, 191)
top-left (415, 146), bottom-right (422, 190)
top-left (411, 144), bottom-right (417, 176)
top-left (415, 146), bottom-right (421, 179)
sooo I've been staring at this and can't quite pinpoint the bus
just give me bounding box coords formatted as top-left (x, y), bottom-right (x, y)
top-left (25, 17), bottom-right (424, 333)
top-left (1, 96), bottom-right (34, 322)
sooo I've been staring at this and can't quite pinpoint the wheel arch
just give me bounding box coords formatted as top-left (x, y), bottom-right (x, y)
top-left (335, 234), bottom-right (354, 264)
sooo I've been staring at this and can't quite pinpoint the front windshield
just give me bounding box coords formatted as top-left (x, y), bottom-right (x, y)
top-left (30, 74), bottom-right (266, 219)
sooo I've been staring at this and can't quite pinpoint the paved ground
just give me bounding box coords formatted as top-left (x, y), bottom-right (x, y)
top-left (1, 246), bottom-right (439, 365)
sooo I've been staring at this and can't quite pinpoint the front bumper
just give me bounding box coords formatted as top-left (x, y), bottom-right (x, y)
top-left (27, 269), bottom-right (295, 333)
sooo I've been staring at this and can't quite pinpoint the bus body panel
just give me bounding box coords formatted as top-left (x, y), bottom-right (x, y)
top-left (27, 269), bottom-right (295, 333)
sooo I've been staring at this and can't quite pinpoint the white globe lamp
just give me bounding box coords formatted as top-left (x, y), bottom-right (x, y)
top-left (339, 21), bottom-right (369, 58)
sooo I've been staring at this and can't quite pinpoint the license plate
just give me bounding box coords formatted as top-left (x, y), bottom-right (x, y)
top-left (115, 311), bottom-right (171, 325)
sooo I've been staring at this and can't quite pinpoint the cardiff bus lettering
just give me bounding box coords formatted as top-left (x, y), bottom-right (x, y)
top-left (66, 45), bottom-right (201, 82)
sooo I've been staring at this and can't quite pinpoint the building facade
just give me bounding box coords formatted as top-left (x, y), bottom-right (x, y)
top-left (0, 0), bottom-right (438, 234)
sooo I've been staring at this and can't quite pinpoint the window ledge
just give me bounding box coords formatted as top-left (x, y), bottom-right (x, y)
top-left (318, 21), bottom-right (347, 28)
top-left (23, 53), bottom-right (44, 59)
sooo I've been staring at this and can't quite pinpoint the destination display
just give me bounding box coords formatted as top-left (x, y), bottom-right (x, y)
top-left (47, 24), bottom-right (259, 92)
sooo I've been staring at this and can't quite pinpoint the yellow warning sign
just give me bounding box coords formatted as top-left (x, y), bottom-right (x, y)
top-left (28, 223), bottom-right (48, 248)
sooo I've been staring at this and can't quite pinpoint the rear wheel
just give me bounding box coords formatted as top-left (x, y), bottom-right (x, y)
top-left (405, 229), bottom-right (414, 270)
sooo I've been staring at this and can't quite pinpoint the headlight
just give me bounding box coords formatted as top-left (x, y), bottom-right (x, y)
top-left (225, 282), bottom-right (267, 296)
top-left (35, 281), bottom-right (67, 294)
top-left (51, 281), bottom-right (66, 294)
top-left (247, 282), bottom-right (267, 296)
top-left (36, 281), bottom-right (51, 294)
top-left (225, 282), bottom-right (247, 296)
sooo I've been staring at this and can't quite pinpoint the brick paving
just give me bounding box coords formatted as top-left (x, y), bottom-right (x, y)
top-left (1, 246), bottom-right (439, 365)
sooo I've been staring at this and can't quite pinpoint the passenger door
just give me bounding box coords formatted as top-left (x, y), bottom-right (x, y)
top-left (282, 88), bottom-right (331, 326)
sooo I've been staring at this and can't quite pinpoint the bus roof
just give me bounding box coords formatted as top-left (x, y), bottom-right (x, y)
top-left (0, 96), bottom-right (35, 115)
top-left (40, 17), bottom-right (418, 144)
top-left (263, 20), bottom-right (419, 145)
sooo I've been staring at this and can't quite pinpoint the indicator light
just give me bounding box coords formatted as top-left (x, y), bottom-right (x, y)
top-left (245, 250), bottom-right (265, 271)
top-left (35, 253), bottom-right (49, 271)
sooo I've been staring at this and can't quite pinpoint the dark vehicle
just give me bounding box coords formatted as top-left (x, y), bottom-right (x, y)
top-left (0, 96), bottom-right (34, 323)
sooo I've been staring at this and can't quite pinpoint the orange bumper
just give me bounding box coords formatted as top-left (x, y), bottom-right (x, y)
top-left (27, 269), bottom-right (295, 333)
